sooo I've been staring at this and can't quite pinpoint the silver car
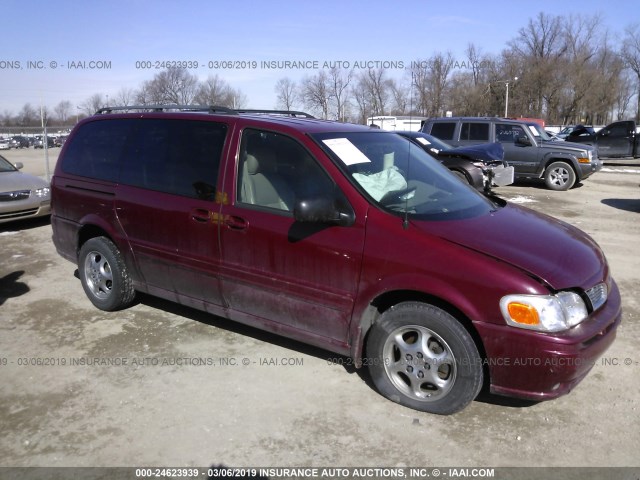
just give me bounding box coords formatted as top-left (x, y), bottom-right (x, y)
top-left (0, 155), bottom-right (51, 223)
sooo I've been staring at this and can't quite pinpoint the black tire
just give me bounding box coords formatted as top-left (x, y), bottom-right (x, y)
top-left (366, 302), bottom-right (483, 415)
top-left (544, 161), bottom-right (576, 191)
top-left (78, 236), bottom-right (136, 311)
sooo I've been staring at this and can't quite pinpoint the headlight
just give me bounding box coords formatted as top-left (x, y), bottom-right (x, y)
top-left (34, 187), bottom-right (50, 198)
top-left (500, 292), bottom-right (588, 332)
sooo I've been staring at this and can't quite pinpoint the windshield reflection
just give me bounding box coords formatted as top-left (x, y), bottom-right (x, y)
top-left (313, 131), bottom-right (496, 221)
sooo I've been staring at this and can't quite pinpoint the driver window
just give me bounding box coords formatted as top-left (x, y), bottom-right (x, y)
top-left (496, 124), bottom-right (525, 143)
top-left (237, 129), bottom-right (335, 212)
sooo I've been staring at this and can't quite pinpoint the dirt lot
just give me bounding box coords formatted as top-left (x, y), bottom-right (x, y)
top-left (1, 148), bottom-right (639, 470)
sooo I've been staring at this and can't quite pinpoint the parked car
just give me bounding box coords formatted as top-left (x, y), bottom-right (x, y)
top-left (557, 125), bottom-right (595, 140)
top-left (395, 131), bottom-right (514, 192)
top-left (567, 120), bottom-right (640, 159)
top-left (0, 139), bottom-right (10, 150)
top-left (33, 136), bottom-right (55, 149)
top-left (9, 136), bottom-right (29, 148)
top-left (0, 154), bottom-right (51, 223)
top-left (54, 135), bottom-right (67, 147)
top-left (422, 117), bottom-right (601, 191)
top-left (51, 106), bottom-right (620, 415)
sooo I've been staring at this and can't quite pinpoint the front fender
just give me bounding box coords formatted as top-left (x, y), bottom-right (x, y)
top-left (537, 152), bottom-right (579, 178)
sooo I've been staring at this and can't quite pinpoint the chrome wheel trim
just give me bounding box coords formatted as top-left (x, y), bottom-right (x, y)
top-left (382, 324), bottom-right (457, 402)
top-left (549, 166), bottom-right (570, 186)
top-left (83, 251), bottom-right (113, 300)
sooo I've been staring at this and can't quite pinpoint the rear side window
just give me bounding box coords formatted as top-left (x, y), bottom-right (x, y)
top-left (62, 119), bottom-right (135, 181)
top-left (120, 119), bottom-right (227, 200)
top-left (429, 122), bottom-right (456, 140)
top-left (460, 122), bottom-right (489, 141)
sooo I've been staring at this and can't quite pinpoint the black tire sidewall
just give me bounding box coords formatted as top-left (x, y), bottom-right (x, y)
top-left (78, 237), bottom-right (133, 311)
top-left (545, 161), bottom-right (576, 191)
top-left (366, 302), bottom-right (483, 415)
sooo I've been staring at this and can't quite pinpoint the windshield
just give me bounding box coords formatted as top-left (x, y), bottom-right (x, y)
top-left (312, 131), bottom-right (496, 221)
top-left (0, 155), bottom-right (17, 172)
top-left (527, 123), bottom-right (552, 141)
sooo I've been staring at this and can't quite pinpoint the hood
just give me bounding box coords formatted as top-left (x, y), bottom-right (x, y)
top-left (0, 171), bottom-right (49, 193)
top-left (440, 142), bottom-right (504, 163)
top-left (413, 203), bottom-right (606, 290)
top-left (540, 139), bottom-right (594, 153)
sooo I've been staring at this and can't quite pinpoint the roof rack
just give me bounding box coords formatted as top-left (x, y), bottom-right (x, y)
top-left (93, 105), bottom-right (315, 118)
top-left (235, 109), bottom-right (315, 118)
top-left (94, 105), bottom-right (238, 115)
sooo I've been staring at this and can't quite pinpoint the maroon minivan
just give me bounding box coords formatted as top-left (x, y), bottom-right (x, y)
top-left (51, 106), bottom-right (621, 414)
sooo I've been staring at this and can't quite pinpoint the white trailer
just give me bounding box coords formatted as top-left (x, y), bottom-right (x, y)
top-left (367, 115), bottom-right (426, 132)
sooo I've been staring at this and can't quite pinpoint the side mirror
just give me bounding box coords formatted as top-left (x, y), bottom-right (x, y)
top-left (515, 135), bottom-right (532, 146)
top-left (293, 194), bottom-right (354, 227)
top-left (14, 162), bottom-right (24, 170)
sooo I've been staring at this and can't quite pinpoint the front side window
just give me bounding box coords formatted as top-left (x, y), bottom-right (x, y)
top-left (606, 124), bottom-right (629, 137)
top-left (237, 129), bottom-right (334, 212)
top-left (313, 131), bottom-right (496, 221)
top-left (496, 123), bottom-right (527, 143)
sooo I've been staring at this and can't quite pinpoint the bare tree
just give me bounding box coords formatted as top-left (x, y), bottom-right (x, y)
top-left (621, 23), bottom-right (640, 121)
top-left (0, 110), bottom-right (12, 126)
top-left (274, 77), bottom-right (298, 110)
top-left (350, 76), bottom-right (371, 124)
top-left (194, 75), bottom-right (237, 106)
top-left (507, 12), bottom-right (567, 117)
top-left (145, 68), bottom-right (199, 104)
top-left (80, 94), bottom-right (105, 116)
top-left (409, 53), bottom-right (454, 117)
top-left (360, 68), bottom-right (391, 116)
top-left (19, 103), bottom-right (38, 126)
top-left (301, 71), bottom-right (330, 119)
top-left (327, 67), bottom-right (353, 121)
top-left (614, 70), bottom-right (636, 120)
top-left (388, 77), bottom-right (410, 115)
top-left (54, 100), bottom-right (72, 124)
top-left (115, 87), bottom-right (135, 107)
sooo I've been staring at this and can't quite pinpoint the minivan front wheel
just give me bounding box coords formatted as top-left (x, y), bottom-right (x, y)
top-left (366, 302), bottom-right (483, 415)
top-left (78, 237), bottom-right (136, 311)
top-left (544, 161), bottom-right (576, 191)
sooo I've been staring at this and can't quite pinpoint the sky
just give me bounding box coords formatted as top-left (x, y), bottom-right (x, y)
top-left (0, 0), bottom-right (637, 117)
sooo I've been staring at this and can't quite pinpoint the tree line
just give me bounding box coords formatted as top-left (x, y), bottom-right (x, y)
top-left (3, 13), bottom-right (640, 128)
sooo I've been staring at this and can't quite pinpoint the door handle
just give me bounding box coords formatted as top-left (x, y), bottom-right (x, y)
top-left (190, 208), bottom-right (210, 223)
top-left (225, 215), bottom-right (248, 230)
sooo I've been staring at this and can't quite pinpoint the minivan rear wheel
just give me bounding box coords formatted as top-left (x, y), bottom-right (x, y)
top-left (78, 236), bottom-right (136, 311)
top-left (544, 161), bottom-right (576, 191)
top-left (366, 302), bottom-right (483, 415)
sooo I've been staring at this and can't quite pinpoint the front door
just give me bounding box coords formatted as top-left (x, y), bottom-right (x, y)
top-left (496, 122), bottom-right (539, 175)
top-left (596, 122), bottom-right (633, 157)
top-left (218, 128), bottom-right (365, 343)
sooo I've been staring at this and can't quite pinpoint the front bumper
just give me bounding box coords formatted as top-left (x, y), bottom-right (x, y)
top-left (0, 200), bottom-right (51, 223)
top-left (474, 278), bottom-right (621, 401)
top-left (578, 156), bottom-right (602, 180)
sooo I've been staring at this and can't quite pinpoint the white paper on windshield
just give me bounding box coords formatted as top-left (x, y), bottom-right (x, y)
top-left (322, 138), bottom-right (371, 166)
top-left (415, 137), bottom-right (431, 145)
